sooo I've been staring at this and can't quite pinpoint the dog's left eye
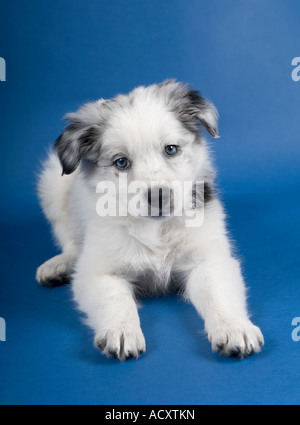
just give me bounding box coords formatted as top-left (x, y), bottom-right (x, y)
top-left (165, 145), bottom-right (178, 156)
top-left (115, 157), bottom-right (130, 170)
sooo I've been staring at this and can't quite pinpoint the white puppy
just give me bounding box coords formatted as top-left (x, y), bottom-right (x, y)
top-left (36, 80), bottom-right (264, 360)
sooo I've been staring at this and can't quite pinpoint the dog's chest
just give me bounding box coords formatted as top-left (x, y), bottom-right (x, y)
top-left (122, 220), bottom-right (185, 291)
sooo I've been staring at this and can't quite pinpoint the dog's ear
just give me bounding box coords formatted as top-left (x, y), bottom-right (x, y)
top-left (54, 123), bottom-right (100, 175)
top-left (185, 90), bottom-right (219, 138)
top-left (163, 80), bottom-right (219, 137)
top-left (54, 100), bottom-right (108, 175)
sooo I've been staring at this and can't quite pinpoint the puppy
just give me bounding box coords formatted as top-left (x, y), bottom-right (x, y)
top-left (36, 80), bottom-right (264, 360)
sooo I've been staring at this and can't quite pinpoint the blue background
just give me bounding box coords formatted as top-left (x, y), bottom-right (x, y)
top-left (0, 0), bottom-right (300, 405)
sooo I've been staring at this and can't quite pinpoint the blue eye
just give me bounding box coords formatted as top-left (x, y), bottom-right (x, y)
top-left (165, 145), bottom-right (178, 156)
top-left (115, 157), bottom-right (130, 170)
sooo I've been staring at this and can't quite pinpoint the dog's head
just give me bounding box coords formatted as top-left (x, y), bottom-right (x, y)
top-left (55, 80), bottom-right (218, 219)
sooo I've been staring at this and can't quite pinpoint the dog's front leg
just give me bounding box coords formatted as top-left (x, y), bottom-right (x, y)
top-left (73, 269), bottom-right (145, 361)
top-left (184, 248), bottom-right (264, 358)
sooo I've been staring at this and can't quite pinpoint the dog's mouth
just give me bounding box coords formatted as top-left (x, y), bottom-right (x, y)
top-left (146, 205), bottom-right (175, 219)
top-left (146, 208), bottom-right (174, 220)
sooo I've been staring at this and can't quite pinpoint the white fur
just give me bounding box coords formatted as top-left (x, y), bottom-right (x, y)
top-left (36, 81), bottom-right (264, 360)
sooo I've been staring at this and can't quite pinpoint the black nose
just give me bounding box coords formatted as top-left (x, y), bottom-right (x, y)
top-left (147, 187), bottom-right (172, 217)
top-left (147, 188), bottom-right (163, 208)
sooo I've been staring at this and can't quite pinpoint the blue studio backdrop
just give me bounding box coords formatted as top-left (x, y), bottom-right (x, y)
top-left (0, 0), bottom-right (300, 405)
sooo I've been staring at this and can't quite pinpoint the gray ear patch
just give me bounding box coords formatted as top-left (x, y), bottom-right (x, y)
top-left (186, 90), bottom-right (219, 138)
top-left (158, 80), bottom-right (219, 138)
top-left (55, 125), bottom-right (100, 175)
top-left (177, 89), bottom-right (219, 138)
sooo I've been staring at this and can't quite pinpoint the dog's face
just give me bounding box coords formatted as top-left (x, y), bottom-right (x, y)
top-left (55, 80), bottom-right (219, 219)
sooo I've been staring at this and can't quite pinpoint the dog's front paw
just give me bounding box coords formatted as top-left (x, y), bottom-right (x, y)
top-left (207, 319), bottom-right (264, 358)
top-left (95, 325), bottom-right (146, 361)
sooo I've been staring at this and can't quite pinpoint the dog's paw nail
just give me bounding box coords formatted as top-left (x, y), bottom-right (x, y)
top-left (97, 338), bottom-right (107, 352)
top-left (228, 347), bottom-right (241, 358)
top-left (108, 350), bottom-right (118, 359)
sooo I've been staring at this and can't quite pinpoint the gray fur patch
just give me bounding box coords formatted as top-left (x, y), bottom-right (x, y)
top-left (55, 124), bottom-right (101, 175)
top-left (154, 80), bottom-right (219, 137)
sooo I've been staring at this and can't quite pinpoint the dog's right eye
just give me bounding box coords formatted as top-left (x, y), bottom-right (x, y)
top-left (115, 157), bottom-right (130, 170)
top-left (165, 145), bottom-right (179, 156)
